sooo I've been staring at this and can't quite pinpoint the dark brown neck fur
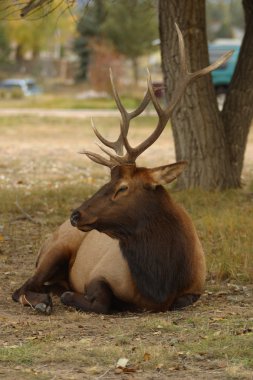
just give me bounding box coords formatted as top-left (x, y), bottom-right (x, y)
top-left (117, 186), bottom-right (193, 304)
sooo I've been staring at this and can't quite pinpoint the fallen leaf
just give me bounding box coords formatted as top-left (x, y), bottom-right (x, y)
top-left (169, 365), bottom-right (180, 371)
top-left (143, 352), bottom-right (151, 361)
top-left (116, 358), bottom-right (129, 368)
top-left (153, 331), bottom-right (161, 335)
top-left (122, 368), bottom-right (137, 373)
top-left (156, 363), bottom-right (164, 371)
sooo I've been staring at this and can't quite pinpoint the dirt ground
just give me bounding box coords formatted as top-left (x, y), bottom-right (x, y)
top-left (0, 113), bottom-right (253, 379)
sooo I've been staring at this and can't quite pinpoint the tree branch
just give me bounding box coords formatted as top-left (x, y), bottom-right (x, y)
top-left (20, 0), bottom-right (55, 17)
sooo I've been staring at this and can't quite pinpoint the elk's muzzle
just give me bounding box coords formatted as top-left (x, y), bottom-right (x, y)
top-left (70, 210), bottom-right (81, 227)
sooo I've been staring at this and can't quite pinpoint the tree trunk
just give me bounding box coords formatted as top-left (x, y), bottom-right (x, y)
top-left (221, 0), bottom-right (253, 184)
top-left (159, 0), bottom-right (239, 189)
top-left (131, 57), bottom-right (139, 85)
top-left (15, 44), bottom-right (24, 62)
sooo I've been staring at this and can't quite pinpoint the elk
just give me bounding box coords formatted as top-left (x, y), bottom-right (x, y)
top-left (12, 25), bottom-right (232, 315)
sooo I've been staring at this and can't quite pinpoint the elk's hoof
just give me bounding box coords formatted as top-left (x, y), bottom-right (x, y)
top-left (60, 291), bottom-right (74, 306)
top-left (35, 303), bottom-right (52, 315)
top-left (12, 289), bottom-right (21, 302)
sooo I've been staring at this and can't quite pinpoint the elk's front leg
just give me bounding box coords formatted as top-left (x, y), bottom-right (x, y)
top-left (12, 247), bottom-right (70, 315)
top-left (61, 279), bottom-right (113, 314)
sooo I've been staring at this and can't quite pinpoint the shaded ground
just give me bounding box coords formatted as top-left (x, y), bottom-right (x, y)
top-left (0, 114), bottom-right (253, 379)
top-left (1, 233), bottom-right (253, 380)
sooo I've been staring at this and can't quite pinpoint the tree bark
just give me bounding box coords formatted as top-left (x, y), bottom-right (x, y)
top-left (159, 0), bottom-right (240, 189)
top-left (221, 0), bottom-right (253, 184)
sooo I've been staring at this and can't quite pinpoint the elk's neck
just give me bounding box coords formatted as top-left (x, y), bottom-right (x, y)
top-left (119, 192), bottom-right (192, 304)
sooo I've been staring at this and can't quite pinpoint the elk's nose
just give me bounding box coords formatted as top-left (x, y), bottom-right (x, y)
top-left (70, 210), bottom-right (81, 227)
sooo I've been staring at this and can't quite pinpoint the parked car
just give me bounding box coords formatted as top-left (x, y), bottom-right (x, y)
top-left (208, 40), bottom-right (240, 108)
top-left (0, 78), bottom-right (42, 98)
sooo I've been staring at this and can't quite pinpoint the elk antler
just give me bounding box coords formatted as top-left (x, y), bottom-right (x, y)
top-left (81, 23), bottom-right (233, 168)
top-left (80, 69), bottom-right (152, 167)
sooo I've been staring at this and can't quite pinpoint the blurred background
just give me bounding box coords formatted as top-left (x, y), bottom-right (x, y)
top-left (0, 0), bottom-right (244, 107)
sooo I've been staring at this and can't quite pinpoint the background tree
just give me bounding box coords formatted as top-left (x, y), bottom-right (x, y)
top-left (7, 13), bottom-right (73, 63)
top-left (206, 0), bottom-right (244, 40)
top-left (159, 0), bottom-right (253, 189)
top-left (74, 0), bottom-right (158, 83)
top-left (102, 0), bottom-right (158, 84)
top-left (73, 0), bottom-right (107, 80)
top-left (6, 0), bottom-right (253, 190)
top-left (230, 0), bottom-right (245, 31)
top-left (0, 24), bottom-right (10, 64)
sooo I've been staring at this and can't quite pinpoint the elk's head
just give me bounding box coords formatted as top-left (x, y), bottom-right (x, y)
top-left (70, 162), bottom-right (187, 237)
top-left (70, 24), bottom-right (232, 238)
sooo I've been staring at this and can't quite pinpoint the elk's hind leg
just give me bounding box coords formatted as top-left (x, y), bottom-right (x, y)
top-left (61, 279), bottom-right (114, 314)
top-left (12, 247), bottom-right (70, 315)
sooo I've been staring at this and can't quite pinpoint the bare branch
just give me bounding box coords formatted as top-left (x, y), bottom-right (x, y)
top-left (15, 199), bottom-right (42, 225)
top-left (20, 0), bottom-right (52, 17)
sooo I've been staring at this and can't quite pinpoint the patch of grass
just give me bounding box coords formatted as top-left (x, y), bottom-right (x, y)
top-left (0, 310), bottom-right (252, 376)
top-left (0, 341), bottom-right (49, 365)
top-left (1, 185), bottom-right (252, 283)
top-left (181, 330), bottom-right (253, 367)
top-left (1, 113), bottom-right (253, 379)
top-left (0, 185), bottom-right (96, 227)
top-left (173, 190), bottom-right (253, 283)
top-left (0, 94), bottom-right (144, 110)
top-left (0, 115), bottom-right (158, 140)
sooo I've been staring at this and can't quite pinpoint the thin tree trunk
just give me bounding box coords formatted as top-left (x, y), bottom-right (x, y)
top-left (159, 0), bottom-right (238, 189)
top-left (222, 0), bottom-right (253, 184)
top-left (15, 44), bottom-right (24, 62)
top-left (131, 57), bottom-right (139, 85)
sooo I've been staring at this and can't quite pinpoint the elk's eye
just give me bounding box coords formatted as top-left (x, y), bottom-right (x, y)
top-left (115, 185), bottom-right (128, 197)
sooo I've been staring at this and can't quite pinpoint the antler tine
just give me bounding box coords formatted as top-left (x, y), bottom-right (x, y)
top-left (128, 88), bottom-right (151, 118)
top-left (109, 68), bottom-right (152, 161)
top-left (80, 150), bottom-right (114, 168)
top-left (109, 68), bottom-right (129, 134)
top-left (88, 72), bottom-right (152, 163)
top-left (97, 144), bottom-right (125, 165)
top-left (190, 50), bottom-right (234, 81)
top-left (165, 23), bottom-right (234, 116)
top-left (91, 118), bottom-right (124, 155)
top-left (91, 118), bottom-right (115, 150)
top-left (110, 68), bottom-right (152, 121)
top-left (147, 69), bottom-right (163, 116)
top-left (175, 23), bottom-right (188, 76)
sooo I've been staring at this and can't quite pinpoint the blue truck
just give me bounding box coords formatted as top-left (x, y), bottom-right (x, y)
top-left (209, 41), bottom-right (240, 108)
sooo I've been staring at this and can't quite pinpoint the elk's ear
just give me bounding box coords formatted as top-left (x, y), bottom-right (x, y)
top-left (149, 161), bottom-right (187, 185)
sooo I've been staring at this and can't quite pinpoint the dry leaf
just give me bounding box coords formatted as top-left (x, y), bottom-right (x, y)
top-left (143, 352), bottom-right (151, 361)
top-left (116, 358), bottom-right (129, 368)
top-left (156, 363), bottom-right (164, 371)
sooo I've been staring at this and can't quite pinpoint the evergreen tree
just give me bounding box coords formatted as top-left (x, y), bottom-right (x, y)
top-left (0, 24), bottom-right (10, 63)
top-left (74, 0), bottom-right (158, 83)
top-left (73, 0), bottom-right (107, 80)
top-left (102, 0), bottom-right (158, 83)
